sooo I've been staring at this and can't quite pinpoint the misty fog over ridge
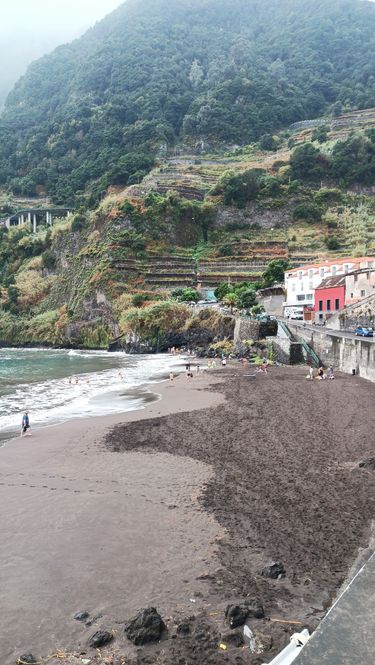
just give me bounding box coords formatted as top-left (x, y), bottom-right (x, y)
top-left (0, 0), bottom-right (123, 107)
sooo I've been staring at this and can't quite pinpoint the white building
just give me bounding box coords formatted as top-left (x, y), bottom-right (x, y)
top-left (284, 257), bottom-right (374, 319)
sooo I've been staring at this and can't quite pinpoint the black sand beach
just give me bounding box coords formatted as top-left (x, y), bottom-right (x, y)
top-left (1, 366), bottom-right (374, 665)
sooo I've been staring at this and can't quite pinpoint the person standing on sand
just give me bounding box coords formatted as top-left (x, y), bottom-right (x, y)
top-left (306, 367), bottom-right (314, 380)
top-left (196, 364), bottom-right (200, 374)
top-left (169, 371), bottom-right (174, 382)
top-left (327, 365), bottom-right (335, 379)
top-left (21, 411), bottom-right (31, 437)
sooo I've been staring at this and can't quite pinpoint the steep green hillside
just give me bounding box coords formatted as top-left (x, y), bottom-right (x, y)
top-left (1, 0), bottom-right (375, 202)
top-left (1, 117), bottom-right (374, 350)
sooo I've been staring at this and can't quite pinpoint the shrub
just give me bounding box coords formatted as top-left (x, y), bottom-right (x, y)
top-left (326, 237), bottom-right (340, 250)
top-left (293, 202), bottom-right (322, 223)
top-left (132, 293), bottom-right (151, 307)
top-left (41, 250), bottom-right (56, 269)
top-left (218, 243), bottom-right (234, 257)
top-left (314, 188), bottom-right (343, 205)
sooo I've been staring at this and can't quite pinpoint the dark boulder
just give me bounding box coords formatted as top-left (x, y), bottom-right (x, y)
top-left (261, 561), bottom-right (286, 579)
top-left (88, 630), bottom-right (113, 648)
top-left (359, 457), bottom-right (375, 470)
top-left (125, 607), bottom-right (166, 645)
top-left (17, 656), bottom-right (37, 664)
top-left (246, 599), bottom-right (265, 619)
top-left (225, 604), bottom-right (249, 629)
top-left (73, 611), bottom-right (89, 622)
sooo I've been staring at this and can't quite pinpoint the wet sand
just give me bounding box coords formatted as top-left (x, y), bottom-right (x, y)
top-left (1, 366), bottom-right (375, 665)
top-left (0, 375), bottom-right (224, 664)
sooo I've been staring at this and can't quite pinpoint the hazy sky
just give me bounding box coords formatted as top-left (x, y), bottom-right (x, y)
top-left (0, 0), bottom-right (124, 103)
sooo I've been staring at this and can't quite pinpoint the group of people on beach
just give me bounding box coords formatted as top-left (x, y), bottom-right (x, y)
top-left (306, 365), bottom-right (335, 380)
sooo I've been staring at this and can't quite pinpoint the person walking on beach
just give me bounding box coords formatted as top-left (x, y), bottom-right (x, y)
top-left (21, 411), bottom-right (31, 437)
top-left (169, 371), bottom-right (174, 382)
top-left (196, 363), bottom-right (200, 374)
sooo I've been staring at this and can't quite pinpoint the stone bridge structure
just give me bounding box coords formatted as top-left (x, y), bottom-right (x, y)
top-left (0, 207), bottom-right (72, 232)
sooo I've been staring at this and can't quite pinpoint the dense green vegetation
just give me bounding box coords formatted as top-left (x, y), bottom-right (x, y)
top-left (290, 131), bottom-right (375, 185)
top-left (1, 0), bottom-right (375, 202)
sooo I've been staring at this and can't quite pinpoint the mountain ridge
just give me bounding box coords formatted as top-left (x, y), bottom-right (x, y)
top-left (1, 0), bottom-right (375, 203)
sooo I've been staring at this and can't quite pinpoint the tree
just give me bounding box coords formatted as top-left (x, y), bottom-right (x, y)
top-left (290, 143), bottom-right (328, 181)
top-left (223, 292), bottom-right (239, 314)
top-left (262, 259), bottom-right (291, 287)
top-left (172, 287), bottom-right (200, 303)
top-left (311, 125), bottom-right (328, 144)
top-left (214, 282), bottom-right (232, 301)
top-left (236, 287), bottom-right (257, 309)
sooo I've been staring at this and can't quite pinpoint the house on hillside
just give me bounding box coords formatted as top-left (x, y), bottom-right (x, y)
top-left (284, 257), bottom-right (374, 319)
top-left (345, 268), bottom-right (375, 306)
top-left (314, 275), bottom-right (346, 323)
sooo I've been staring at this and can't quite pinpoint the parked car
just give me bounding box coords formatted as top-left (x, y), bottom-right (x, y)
top-left (355, 326), bottom-right (374, 337)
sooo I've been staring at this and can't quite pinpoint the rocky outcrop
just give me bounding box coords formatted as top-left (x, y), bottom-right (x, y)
top-left (125, 607), bottom-right (166, 645)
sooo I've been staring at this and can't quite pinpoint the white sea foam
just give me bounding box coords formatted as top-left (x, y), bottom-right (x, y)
top-left (0, 349), bottom-right (185, 441)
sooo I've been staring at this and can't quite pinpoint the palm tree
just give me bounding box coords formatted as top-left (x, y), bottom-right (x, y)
top-left (223, 292), bottom-right (238, 314)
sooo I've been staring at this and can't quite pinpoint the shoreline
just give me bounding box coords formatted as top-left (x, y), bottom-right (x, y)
top-left (1, 364), bottom-right (219, 448)
top-left (0, 347), bottom-right (190, 446)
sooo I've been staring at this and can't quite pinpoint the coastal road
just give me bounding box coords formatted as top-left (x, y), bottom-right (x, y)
top-left (284, 318), bottom-right (375, 342)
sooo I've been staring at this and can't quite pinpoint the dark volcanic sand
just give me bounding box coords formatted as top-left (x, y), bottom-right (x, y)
top-left (105, 365), bottom-right (375, 665)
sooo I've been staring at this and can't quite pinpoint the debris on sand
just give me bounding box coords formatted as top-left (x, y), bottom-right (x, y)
top-left (225, 599), bottom-right (265, 628)
top-left (17, 656), bottom-right (37, 665)
top-left (225, 604), bottom-right (249, 628)
top-left (261, 561), bottom-right (286, 579)
top-left (73, 611), bottom-right (90, 622)
top-left (221, 630), bottom-right (245, 647)
top-left (125, 607), bottom-right (166, 645)
top-left (88, 630), bottom-right (113, 648)
top-left (359, 457), bottom-right (375, 470)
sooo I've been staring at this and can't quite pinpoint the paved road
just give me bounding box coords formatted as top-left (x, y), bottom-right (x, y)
top-left (284, 318), bottom-right (375, 342)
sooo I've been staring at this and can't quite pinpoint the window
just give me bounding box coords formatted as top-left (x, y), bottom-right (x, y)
top-left (299, 271), bottom-right (303, 280)
top-left (292, 284), bottom-right (296, 292)
top-left (335, 299), bottom-right (340, 310)
top-left (297, 295), bottom-right (305, 301)
top-left (327, 300), bottom-right (331, 311)
top-left (350, 293), bottom-right (354, 298)
top-left (320, 268), bottom-right (324, 277)
top-left (344, 264), bottom-right (349, 273)
top-left (354, 274), bottom-right (358, 282)
top-left (309, 269), bottom-right (313, 278)
top-left (361, 290), bottom-right (366, 297)
top-left (332, 266), bottom-right (337, 276)
top-left (309, 281), bottom-right (313, 290)
top-left (306, 294), bottom-right (313, 301)
top-left (319, 300), bottom-right (323, 311)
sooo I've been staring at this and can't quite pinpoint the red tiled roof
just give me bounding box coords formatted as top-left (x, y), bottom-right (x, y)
top-left (287, 257), bottom-right (373, 275)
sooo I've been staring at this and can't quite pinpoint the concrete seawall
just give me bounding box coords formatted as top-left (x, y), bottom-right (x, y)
top-left (288, 324), bottom-right (375, 382)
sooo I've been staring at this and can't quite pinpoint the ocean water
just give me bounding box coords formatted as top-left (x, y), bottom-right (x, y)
top-left (0, 348), bottom-right (182, 444)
